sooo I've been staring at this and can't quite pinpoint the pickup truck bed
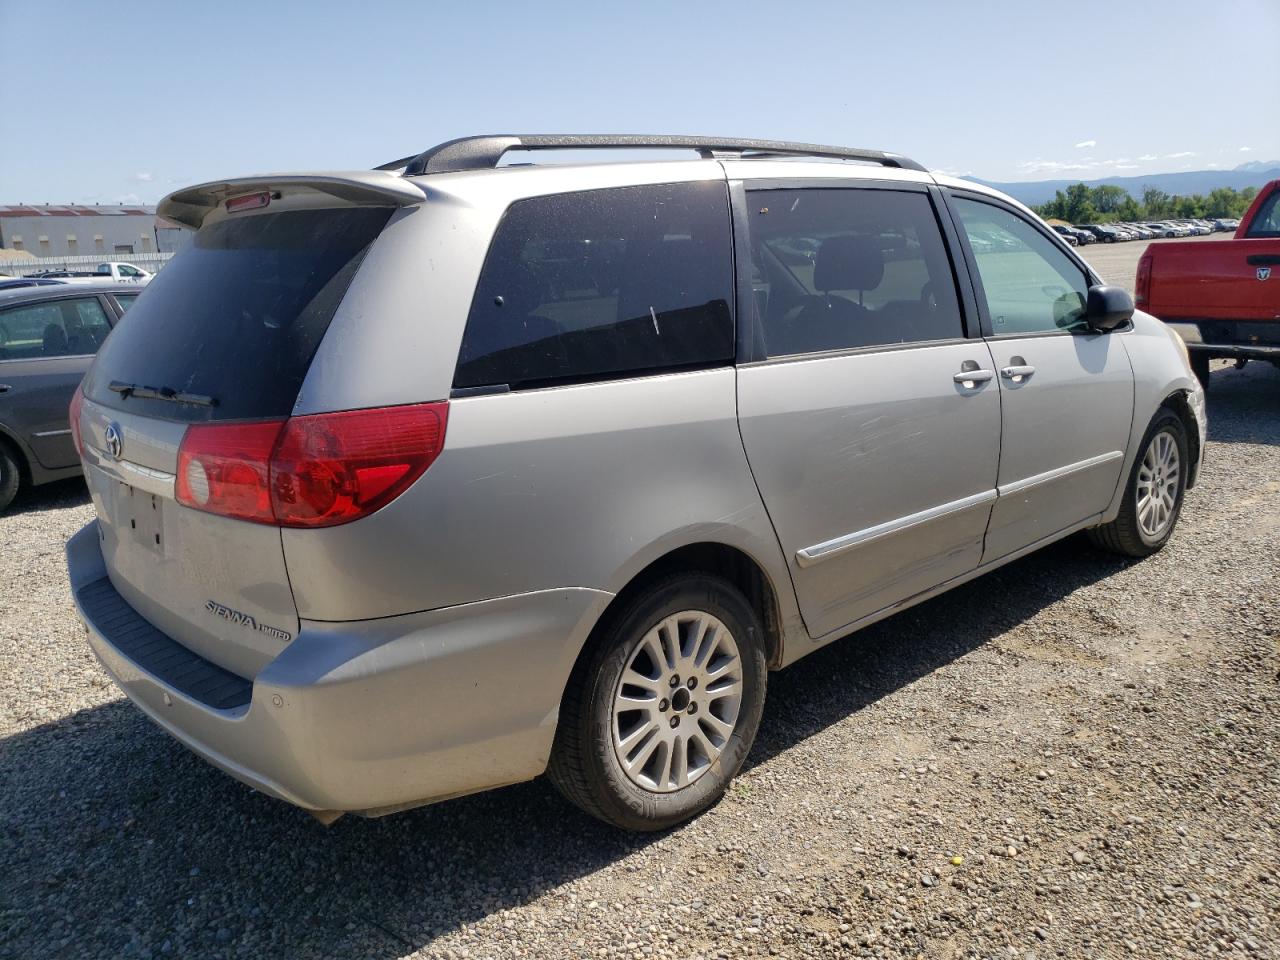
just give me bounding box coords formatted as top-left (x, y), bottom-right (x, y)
top-left (1138, 180), bottom-right (1280, 387)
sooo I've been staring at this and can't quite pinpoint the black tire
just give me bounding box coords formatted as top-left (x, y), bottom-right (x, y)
top-left (548, 573), bottom-right (767, 831)
top-left (0, 442), bottom-right (20, 514)
top-left (1088, 409), bottom-right (1189, 558)
top-left (1190, 353), bottom-right (1211, 391)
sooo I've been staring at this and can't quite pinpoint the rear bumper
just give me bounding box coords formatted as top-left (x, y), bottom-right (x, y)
top-left (1164, 321), bottom-right (1280, 361)
top-left (67, 522), bottom-right (611, 814)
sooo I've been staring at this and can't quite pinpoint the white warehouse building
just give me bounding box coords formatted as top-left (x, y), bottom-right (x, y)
top-left (0, 204), bottom-right (189, 257)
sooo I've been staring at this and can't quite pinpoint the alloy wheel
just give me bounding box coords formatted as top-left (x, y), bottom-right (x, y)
top-left (610, 610), bottom-right (744, 793)
top-left (1136, 430), bottom-right (1180, 539)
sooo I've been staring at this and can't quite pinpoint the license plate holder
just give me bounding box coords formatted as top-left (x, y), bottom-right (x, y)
top-left (114, 481), bottom-right (166, 556)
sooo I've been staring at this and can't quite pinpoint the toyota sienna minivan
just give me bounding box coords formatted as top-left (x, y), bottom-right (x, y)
top-left (66, 135), bottom-right (1205, 830)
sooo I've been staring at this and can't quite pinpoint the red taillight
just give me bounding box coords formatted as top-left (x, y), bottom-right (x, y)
top-left (1135, 254), bottom-right (1153, 306)
top-left (176, 419), bottom-right (284, 524)
top-left (69, 384), bottom-right (85, 458)
top-left (174, 403), bottom-right (448, 528)
top-left (225, 191), bottom-right (271, 213)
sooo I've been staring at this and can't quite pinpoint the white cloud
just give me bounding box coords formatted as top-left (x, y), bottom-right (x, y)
top-left (133, 172), bottom-right (154, 183)
top-left (1239, 146), bottom-right (1253, 152)
top-left (1165, 151), bottom-right (1196, 159)
top-left (1074, 139), bottom-right (1096, 149)
top-left (1137, 154), bottom-right (1157, 161)
top-left (1019, 158), bottom-right (1097, 174)
top-left (933, 168), bottom-right (975, 179)
top-left (1018, 155), bottom-right (1140, 176)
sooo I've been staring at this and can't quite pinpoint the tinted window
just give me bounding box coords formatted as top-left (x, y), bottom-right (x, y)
top-left (953, 198), bottom-right (1090, 335)
top-left (1245, 191), bottom-right (1280, 238)
top-left (746, 188), bottom-right (963, 358)
top-left (455, 182), bottom-right (733, 390)
top-left (114, 293), bottom-right (139, 312)
top-left (0, 297), bottom-right (111, 360)
top-left (83, 207), bottom-right (392, 422)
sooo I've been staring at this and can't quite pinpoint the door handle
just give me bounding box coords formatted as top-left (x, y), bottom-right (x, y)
top-left (0, 385), bottom-right (11, 395)
top-left (953, 369), bottom-right (994, 387)
top-left (1000, 364), bottom-right (1036, 383)
top-left (1247, 254), bottom-right (1280, 266)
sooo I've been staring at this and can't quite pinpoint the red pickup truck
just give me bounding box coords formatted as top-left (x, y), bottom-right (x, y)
top-left (1136, 179), bottom-right (1280, 388)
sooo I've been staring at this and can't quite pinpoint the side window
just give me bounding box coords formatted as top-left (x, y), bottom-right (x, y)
top-left (0, 298), bottom-right (111, 361)
top-left (1245, 191), bottom-right (1280, 238)
top-left (746, 188), bottom-right (963, 358)
top-left (952, 197), bottom-right (1090, 335)
top-left (454, 181), bottom-right (734, 390)
top-left (115, 294), bottom-right (139, 312)
top-left (71, 299), bottom-right (113, 351)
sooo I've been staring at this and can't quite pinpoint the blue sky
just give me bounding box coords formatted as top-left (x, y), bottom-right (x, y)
top-left (2, 0), bottom-right (1277, 204)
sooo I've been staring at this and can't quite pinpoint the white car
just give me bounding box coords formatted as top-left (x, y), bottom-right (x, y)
top-left (33, 262), bottom-right (151, 285)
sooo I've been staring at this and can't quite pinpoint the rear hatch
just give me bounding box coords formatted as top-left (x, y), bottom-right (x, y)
top-left (78, 202), bottom-right (394, 679)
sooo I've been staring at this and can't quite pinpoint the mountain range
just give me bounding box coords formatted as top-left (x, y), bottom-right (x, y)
top-left (965, 161), bottom-right (1280, 207)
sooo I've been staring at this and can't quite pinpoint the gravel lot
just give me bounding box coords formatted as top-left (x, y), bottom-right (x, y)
top-left (2, 237), bottom-right (1277, 959)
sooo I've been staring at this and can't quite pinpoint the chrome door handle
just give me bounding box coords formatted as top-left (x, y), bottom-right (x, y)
top-left (953, 369), bottom-right (994, 386)
top-left (1000, 364), bottom-right (1036, 382)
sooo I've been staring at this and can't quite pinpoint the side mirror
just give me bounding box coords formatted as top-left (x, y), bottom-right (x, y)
top-left (1084, 284), bottom-right (1133, 332)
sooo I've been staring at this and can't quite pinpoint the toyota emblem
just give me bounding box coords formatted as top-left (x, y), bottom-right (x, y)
top-left (104, 423), bottom-right (123, 461)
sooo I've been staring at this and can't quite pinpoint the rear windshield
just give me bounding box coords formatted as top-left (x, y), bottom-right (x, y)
top-left (1245, 191), bottom-right (1280, 238)
top-left (83, 207), bottom-right (392, 422)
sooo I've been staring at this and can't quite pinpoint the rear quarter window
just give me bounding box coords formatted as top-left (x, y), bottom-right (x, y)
top-left (454, 181), bottom-right (734, 391)
top-left (83, 207), bottom-right (392, 422)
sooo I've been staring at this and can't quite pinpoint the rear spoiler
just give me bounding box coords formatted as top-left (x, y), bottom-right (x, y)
top-left (158, 172), bottom-right (427, 228)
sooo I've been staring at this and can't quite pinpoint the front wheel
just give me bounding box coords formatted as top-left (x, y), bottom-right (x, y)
top-left (0, 444), bottom-right (20, 514)
top-left (548, 574), bottom-right (767, 831)
top-left (1088, 410), bottom-right (1188, 558)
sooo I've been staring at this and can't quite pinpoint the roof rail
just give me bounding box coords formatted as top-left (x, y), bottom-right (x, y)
top-left (376, 135), bottom-right (927, 176)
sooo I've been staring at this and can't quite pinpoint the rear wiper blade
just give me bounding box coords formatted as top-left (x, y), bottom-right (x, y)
top-left (108, 380), bottom-right (218, 408)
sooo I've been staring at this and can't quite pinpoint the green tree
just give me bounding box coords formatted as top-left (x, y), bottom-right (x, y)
top-left (1092, 185), bottom-right (1129, 214)
top-left (1142, 188), bottom-right (1173, 219)
top-left (1063, 183), bottom-right (1099, 224)
top-left (1205, 187), bottom-right (1241, 218)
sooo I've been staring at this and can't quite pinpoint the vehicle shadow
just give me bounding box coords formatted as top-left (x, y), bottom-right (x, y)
top-left (1203, 360), bottom-right (1280, 446)
top-left (4, 475), bottom-right (90, 516)
top-left (0, 536), bottom-right (1129, 959)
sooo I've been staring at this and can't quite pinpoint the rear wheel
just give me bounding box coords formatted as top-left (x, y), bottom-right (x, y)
top-left (0, 443), bottom-right (20, 514)
top-left (1190, 353), bottom-right (1211, 391)
top-left (1088, 409), bottom-right (1188, 558)
top-left (548, 574), bottom-right (767, 831)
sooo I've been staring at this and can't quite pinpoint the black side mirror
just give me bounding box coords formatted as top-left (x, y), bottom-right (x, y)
top-left (1084, 284), bottom-right (1133, 332)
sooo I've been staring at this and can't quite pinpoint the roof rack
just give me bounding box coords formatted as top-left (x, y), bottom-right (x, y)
top-left (375, 135), bottom-right (927, 176)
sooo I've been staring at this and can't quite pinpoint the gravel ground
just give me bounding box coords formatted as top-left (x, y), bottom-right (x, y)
top-left (2, 298), bottom-right (1277, 958)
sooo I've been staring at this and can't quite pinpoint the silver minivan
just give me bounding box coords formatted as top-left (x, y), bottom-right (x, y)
top-left (66, 136), bottom-right (1206, 830)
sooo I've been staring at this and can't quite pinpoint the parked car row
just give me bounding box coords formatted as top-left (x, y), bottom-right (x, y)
top-left (1056, 218), bottom-right (1239, 244)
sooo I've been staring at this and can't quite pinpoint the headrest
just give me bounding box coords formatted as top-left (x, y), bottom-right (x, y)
top-left (813, 235), bottom-right (884, 293)
top-left (42, 323), bottom-right (68, 355)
